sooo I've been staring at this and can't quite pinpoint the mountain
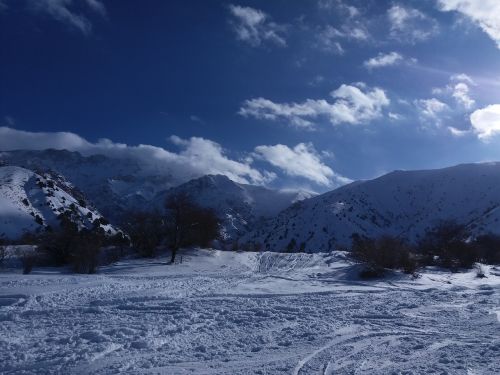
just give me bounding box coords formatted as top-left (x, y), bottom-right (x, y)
top-left (0, 150), bottom-right (313, 240)
top-left (244, 163), bottom-right (500, 252)
top-left (0, 149), bottom-right (178, 221)
top-left (153, 174), bottom-right (314, 240)
top-left (0, 165), bottom-right (118, 239)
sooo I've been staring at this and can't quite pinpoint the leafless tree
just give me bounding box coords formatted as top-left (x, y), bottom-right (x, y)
top-left (165, 192), bottom-right (220, 264)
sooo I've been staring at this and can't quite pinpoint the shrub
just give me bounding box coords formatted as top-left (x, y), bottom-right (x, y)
top-left (351, 234), bottom-right (417, 277)
top-left (253, 242), bottom-right (263, 252)
top-left (231, 239), bottom-right (239, 252)
top-left (0, 237), bottom-right (5, 265)
top-left (121, 211), bottom-right (165, 258)
top-left (473, 234), bottom-right (500, 265)
top-left (71, 229), bottom-right (102, 274)
top-left (36, 212), bottom-right (106, 273)
top-left (21, 254), bottom-right (35, 274)
top-left (0, 246), bottom-right (5, 266)
top-left (39, 214), bottom-right (79, 266)
top-left (286, 238), bottom-right (297, 253)
top-left (416, 221), bottom-right (478, 270)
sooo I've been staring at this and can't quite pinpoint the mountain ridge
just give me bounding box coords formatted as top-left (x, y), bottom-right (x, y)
top-left (0, 165), bottom-right (118, 239)
top-left (243, 162), bottom-right (500, 252)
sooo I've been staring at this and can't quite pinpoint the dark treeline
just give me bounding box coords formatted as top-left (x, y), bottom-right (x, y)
top-left (11, 193), bottom-right (220, 274)
top-left (4, 202), bottom-right (500, 278)
top-left (122, 192), bottom-right (220, 264)
top-left (351, 221), bottom-right (500, 278)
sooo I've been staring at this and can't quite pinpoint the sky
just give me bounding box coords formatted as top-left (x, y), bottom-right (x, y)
top-left (2, 0), bottom-right (500, 192)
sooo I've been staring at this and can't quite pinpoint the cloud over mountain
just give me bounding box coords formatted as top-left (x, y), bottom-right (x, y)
top-left (0, 127), bottom-right (273, 186)
top-left (254, 143), bottom-right (350, 187)
top-left (0, 127), bottom-right (351, 190)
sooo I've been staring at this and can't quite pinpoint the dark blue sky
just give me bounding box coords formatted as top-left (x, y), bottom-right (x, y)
top-left (2, 0), bottom-right (500, 191)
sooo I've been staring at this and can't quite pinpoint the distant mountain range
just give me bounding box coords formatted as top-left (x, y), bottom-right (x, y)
top-left (0, 150), bottom-right (310, 240)
top-left (2, 149), bottom-right (500, 251)
top-left (0, 149), bottom-right (177, 222)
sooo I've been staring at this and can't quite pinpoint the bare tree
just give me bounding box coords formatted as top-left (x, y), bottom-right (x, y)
top-left (351, 234), bottom-right (417, 277)
top-left (417, 221), bottom-right (476, 270)
top-left (121, 211), bottom-right (164, 258)
top-left (165, 192), bottom-right (220, 264)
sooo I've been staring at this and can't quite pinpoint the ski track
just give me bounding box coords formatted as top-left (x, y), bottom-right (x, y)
top-left (0, 251), bottom-right (499, 374)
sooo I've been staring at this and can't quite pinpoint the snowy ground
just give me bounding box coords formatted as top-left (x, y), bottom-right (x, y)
top-left (0, 249), bottom-right (499, 374)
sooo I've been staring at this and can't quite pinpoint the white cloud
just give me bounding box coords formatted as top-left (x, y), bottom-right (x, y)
top-left (388, 4), bottom-right (439, 43)
top-left (316, 23), bottom-right (369, 53)
top-left (448, 126), bottom-right (469, 137)
top-left (415, 98), bottom-right (450, 120)
top-left (168, 135), bottom-right (275, 184)
top-left (316, 26), bottom-right (345, 54)
top-left (318, 0), bottom-right (359, 18)
top-left (228, 4), bottom-right (286, 47)
top-left (470, 104), bottom-right (500, 140)
top-left (452, 82), bottom-right (475, 109)
top-left (388, 112), bottom-right (403, 121)
top-left (239, 83), bottom-right (390, 129)
top-left (84, 0), bottom-right (106, 17)
top-left (437, 0), bottom-right (500, 48)
top-left (0, 127), bottom-right (274, 186)
top-left (349, 27), bottom-right (370, 41)
top-left (29, 0), bottom-right (106, 35)
top-left (308, 75), bottom-right (325, 87)
top-left (450, 73), bottom-right (475, 84)
top-left (254, 143), bottom-right (351, 187)
top-left (431, 74), bottom-right (476, 110)
top-left (315, 1), bottom-right (370, 55)
top-left (189, 115), bottom-right (204, 124)
top-left (363, 52), bottom-right (404, 69)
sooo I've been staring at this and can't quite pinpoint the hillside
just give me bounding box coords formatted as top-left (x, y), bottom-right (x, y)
top-left (0, 150), bottom-right (177, 221)
top-left (0, 165), bottom-right (117, 239)
top-left (153, 174), bottom-right (313, 239)
top-left (0, 151), bottom-right (312, 239)
top-left (4, 149), bottom-right (500, 249)
top-left (244, 163), bottom-right (500, 252)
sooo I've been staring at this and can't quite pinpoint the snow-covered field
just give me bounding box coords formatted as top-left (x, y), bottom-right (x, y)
top-left (0, 249), bottom-right (499, 374)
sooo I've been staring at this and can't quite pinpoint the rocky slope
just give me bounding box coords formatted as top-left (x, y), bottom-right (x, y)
top-left (154, 174), bottom-right (313, 239)
top-left (244, 163), bottom-right (500, 252)
top-left (0, 165), bottom-right (117, 239)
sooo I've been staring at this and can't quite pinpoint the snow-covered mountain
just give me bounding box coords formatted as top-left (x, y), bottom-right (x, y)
top-left (0, 149), bottom-right (178, 220)
top-left (153, 174), bottom-right (314, 240)
top-left (0, 165), bottom-right (117, 239)
top-left (244, 163), bottom-right (500, 252)
top-left (5, 148), bottom-right (500, 250)
top-left (0, 150), bottom-right (312, 240)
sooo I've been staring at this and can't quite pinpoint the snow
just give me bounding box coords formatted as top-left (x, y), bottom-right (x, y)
top-left (1, 249), bottom-right (498, 374)
top-left (246, 162), bottom-right (500, 252)
top-left (0, 166), bottom-right (118, 239)
top-left (1, 152), bottom-right (312, 239)
top-left (153, 174), bottom-right (313, 239)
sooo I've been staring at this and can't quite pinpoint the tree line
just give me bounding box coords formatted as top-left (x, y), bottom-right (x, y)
top-left (12, 192), bottom-right (220, 274)
top-left (350, 220), bottom-right (500, 278)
